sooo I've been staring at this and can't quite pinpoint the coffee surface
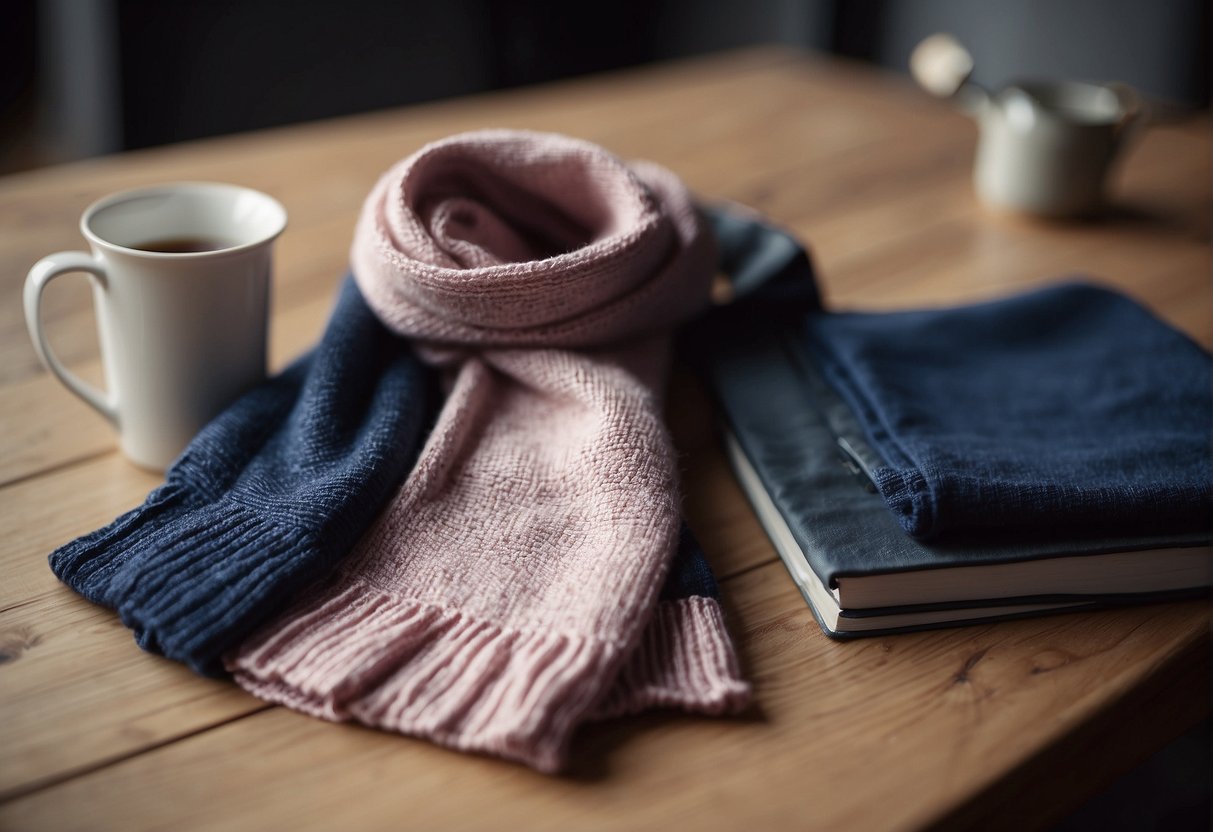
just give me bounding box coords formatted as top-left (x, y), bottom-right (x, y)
top-left (129, 236), bottom-right (235, 253)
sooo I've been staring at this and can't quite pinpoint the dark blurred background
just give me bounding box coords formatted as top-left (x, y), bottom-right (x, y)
top-left (0, 0), bottom-right (1208, 175)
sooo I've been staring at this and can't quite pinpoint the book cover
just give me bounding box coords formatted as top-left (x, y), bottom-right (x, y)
top-left (698, 320), bottom-right (1211, 637)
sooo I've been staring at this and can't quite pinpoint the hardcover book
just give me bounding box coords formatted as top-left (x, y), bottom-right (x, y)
top-left (700, 321), bottom-right (1212, 637)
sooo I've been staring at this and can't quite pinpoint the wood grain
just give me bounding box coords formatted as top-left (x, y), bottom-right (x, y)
top-left (2, 562), bottom-right (1204, 831)
top-left (0, 47), bottom-right (1208, 831)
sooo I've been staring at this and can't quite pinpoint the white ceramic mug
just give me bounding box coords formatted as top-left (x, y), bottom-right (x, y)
top-left (24, 182), bottom-right (287, 470)
top-left (973, 80), bottom-right (1143, 218)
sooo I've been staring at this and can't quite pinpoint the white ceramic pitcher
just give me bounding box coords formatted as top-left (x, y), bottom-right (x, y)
top-left (912, 34), bottom-right (1145, 218)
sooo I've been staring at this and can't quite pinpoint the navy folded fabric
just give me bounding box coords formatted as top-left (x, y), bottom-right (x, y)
top-left (801, 283), bottom-right (1213, 541)
top-left (50, 278), bottom-right (436, 675)
top-left (706, 205), bottom-right (822, 317)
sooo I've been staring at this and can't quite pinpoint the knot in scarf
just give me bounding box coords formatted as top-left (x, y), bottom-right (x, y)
top-left (351, 128), bottom-right (716, 347)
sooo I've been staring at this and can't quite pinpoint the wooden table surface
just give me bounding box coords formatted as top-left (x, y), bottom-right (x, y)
top-left (1, 48), bottom-right (1209, 832)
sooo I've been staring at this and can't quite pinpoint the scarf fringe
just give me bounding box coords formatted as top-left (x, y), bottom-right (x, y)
top-left (590, 596), bottom-right (751, 720)
top-left (227, 579), bottom-right (623, 772)
top-left (227, 581), bottom-right (750, 771)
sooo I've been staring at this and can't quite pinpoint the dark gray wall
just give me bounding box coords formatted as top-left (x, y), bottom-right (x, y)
top-left (874, 0), bottom-right (1209, 104)
top-left (3, 0), bottom-right (1208, 174)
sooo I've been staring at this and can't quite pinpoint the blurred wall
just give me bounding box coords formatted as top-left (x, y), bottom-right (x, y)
top-left (1, 0), bottom-right (1208, 175)
top-left (0, 2), bottom-right (39, 172)
top-left (869, 0), bottom-right (1210, 105)
top-left (113, 0), bottom-right (495, 151)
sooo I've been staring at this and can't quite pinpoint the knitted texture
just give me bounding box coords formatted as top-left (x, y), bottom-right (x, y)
top-left (589, 526), bottom-right (746, 720)
top-left (802, 283), bottom-right (1213, 541)
top-left (228, 130), bottom-right (750, 771)
top-left (49, 278), bottom-right (433, 675)
top-left (48, 278), bottom-right (741, 705)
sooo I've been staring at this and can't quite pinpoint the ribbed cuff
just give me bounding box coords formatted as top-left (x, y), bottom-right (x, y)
top-left (227, 579), bottom-right (625, 773)
top-left (590, 596), bottom-right (751, 720)
top-left (51, 492), bottom-right (318, 677)
top-left (50, 482), bottom-right (196, 605)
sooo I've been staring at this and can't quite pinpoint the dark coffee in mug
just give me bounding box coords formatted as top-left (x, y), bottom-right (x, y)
top-left (130, 236), bottom-right (235, 253)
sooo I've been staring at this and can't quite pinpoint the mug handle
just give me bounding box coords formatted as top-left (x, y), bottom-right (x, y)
top-left (24, 252), bottom-right (119, 424)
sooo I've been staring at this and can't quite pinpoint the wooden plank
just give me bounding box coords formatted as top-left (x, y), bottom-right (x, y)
top-left (0, 590), bottom-right (268, 802)
top-left (0, 367), bottom-right (114, 487)
top-left (0, 559), bottom-right (1204, 831)
top-left (0, 455), bottom-right (162, 612)
top-left (0, 455), bottom-right (263, 798)
top-left (937, 624), bottom-right (1210, 830)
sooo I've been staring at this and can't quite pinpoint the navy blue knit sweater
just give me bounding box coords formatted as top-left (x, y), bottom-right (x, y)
top-left (51, 276), bottom-right (733, 676)
top-left (50, 278), bottom-right (435, 675)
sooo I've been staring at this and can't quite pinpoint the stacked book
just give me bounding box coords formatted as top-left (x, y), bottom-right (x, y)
top-left (691, 211), bottom-right (1213, 637)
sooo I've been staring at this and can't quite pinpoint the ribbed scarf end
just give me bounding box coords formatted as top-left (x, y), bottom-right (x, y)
top-left (226, 579), bottom-right (624, 773)
top-left (590, 596), bottom-right (751, 720)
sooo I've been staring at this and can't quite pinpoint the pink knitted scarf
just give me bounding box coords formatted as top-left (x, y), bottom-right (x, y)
top-left (227, 129), bottom-right (749, 771)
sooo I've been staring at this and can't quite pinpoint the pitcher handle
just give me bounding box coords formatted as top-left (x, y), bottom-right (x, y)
top-left (1108, 82), bottom-right (1148, 146)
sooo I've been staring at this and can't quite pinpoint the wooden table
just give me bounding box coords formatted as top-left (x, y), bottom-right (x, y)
top-left (1, 48), bottom-right (1209, 831)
